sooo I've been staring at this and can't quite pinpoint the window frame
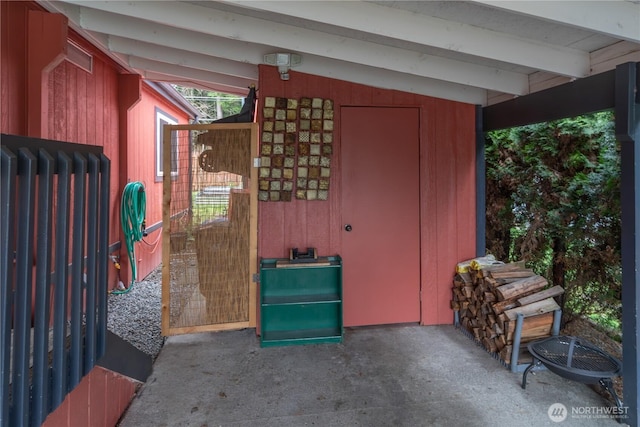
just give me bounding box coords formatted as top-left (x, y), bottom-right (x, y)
top-left (155, 107), bottom-right (178, 182)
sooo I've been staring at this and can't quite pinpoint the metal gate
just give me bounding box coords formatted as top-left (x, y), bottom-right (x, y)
top-left (161, 123), bottom-right (258, 335)
top-left (1, 134), bottom-right (110, 427)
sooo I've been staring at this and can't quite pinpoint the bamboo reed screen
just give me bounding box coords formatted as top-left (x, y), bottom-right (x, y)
top-left (162, 124), bottom-right (257, 335)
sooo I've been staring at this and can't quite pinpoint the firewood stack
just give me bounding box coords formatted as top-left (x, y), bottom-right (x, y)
top-left (451, 256), bottom-right (564, 365)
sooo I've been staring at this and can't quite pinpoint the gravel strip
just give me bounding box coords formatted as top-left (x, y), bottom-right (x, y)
top-left (107, 266), bottom-right (165, 360)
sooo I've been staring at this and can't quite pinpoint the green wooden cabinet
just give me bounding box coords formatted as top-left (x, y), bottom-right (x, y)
top-left (260, 256), bottom-right (343, 347)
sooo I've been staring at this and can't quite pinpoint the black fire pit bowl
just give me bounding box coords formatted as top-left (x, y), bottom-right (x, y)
top-left (522, 335), bottom-right (623, 415)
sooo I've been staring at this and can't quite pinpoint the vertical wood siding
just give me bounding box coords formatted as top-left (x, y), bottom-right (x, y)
top-left (45, 51), bottom-right (122, 285)
top-left (1, 3), bottom-right (191, 425)
top-left (41, 366), bottom-right (138, 427)
top-left (1, 1), bottom-right (191, 285)
top-left (258, 66), bottom-right (477, 325)
top-left (126, 85), bottom-right (190, 281)
top-left (1, 1), bottom-right (29, 136)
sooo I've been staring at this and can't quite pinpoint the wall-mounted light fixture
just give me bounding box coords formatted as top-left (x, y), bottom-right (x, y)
top-left (263, 52), bottom-right (302, 81)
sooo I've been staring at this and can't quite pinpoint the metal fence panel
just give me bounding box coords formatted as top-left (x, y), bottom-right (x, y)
top-left (0, 135), bottom-right (109, 427)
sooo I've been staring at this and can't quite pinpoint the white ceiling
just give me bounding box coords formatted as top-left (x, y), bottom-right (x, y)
top-left (40, 0), bottom-right (640, 105)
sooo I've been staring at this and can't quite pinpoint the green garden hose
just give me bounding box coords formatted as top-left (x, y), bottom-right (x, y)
top-left (115, 181), bottom-right (146, 294)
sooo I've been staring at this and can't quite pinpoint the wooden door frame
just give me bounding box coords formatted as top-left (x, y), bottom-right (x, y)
top-left (161, 122), bottom-right (258, 335)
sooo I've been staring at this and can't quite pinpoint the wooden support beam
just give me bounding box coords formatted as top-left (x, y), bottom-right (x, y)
top-left (483, 70), bottom-right (615, 132)
top-left (116, 74), bottom-right (142, 286)
top-left (27, 10), bottom-right (68, 138)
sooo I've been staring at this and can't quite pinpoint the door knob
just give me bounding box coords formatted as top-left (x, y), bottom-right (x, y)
top-left (344, 224), bottom-right (352, 232)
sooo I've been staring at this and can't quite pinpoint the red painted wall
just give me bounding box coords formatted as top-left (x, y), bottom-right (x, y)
top-left (46, 51), bottom-right (122, 268)
top-left (125, 83), bottom-right (190, 282)
top-left (1, 2), bottom-right (190, 425)
top-left (1, 1), bottom-right (191, 287)
top-left (1, 1), bottom-right (28, 135)
top-left (258, 65), bottom-right (477, 325)
top-left (41, 366), bottom-right (138, 427)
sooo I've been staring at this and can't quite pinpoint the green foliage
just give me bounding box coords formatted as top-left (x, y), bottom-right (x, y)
top-left (173, 85), bottom-right (244, 122)
top-left (485, 111), bottom-right (621, 332)
top-left (191, 191), bottom-right (229, 225)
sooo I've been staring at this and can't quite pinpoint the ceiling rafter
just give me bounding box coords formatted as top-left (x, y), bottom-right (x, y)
top-left (293, 54), bottom-right (487, 105)
top-left (471, 0), bottom-right (640, 43)
top-left (78, 10), bottom-right (264, 65)
top-left (141, 70), bottom-right (250, 96)
top-left (40, 0), bottom-right (638, 105)
top-left (226, 0), bottom-right (590, 78)
top-left (107, 36), bottom-right (259, 80)
top-left (76, 8), bottom-right (486, 103)
top-left (127, 57), bottom-right (255, 94)
top-left (64, 0), bottom-right (529, 94)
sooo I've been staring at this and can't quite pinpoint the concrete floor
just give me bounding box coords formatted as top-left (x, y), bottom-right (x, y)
top-left (118, 325), bottom-right (624, 427)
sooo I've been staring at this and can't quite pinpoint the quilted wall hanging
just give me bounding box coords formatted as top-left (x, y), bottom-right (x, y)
top-left (260, 97), bottom-right (333, 202)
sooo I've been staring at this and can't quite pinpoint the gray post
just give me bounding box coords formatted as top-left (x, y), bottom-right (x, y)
top-left (552, 310), bottom-right (562, 336)
top-left (616, 62), bottom-right (639, 427)
top-left (511, 313), bottom-right (524, 373)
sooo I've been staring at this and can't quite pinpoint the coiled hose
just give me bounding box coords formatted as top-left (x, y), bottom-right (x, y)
top-left (115, 181), bottom-right (146, 294)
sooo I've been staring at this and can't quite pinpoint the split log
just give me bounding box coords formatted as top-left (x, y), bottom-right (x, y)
top-left (487, 270), bottom-right (535, 280)
top-left (491, 286), bottom-right (551, 314)
top-left (468, 304), bottom-right (478, 317)
top-left (496, 313), bottom-right (508, 331)
top-left (505, 312), bottom-right (554, 342)
top-left (499, 345), bottom-right (512, 362)
top-left (483, 292), bottom-right (496, 302)
top-left (452, 257), bottom-right (562, 365)
top-left (453, 272), bottom-right (472, 287)
top-left (485, 276), bottom-right (536, 288)
top-left (484, 326), bottom-right (496, 339)
top-left (491, 299), bottom-right (519, 315)
top-left (479, 261), bottom-right (527, 276)
top-left (487, 314), bottom-right (496, 325)
top-left (472, 328), bottom-right (482, 340)
top-left (482, 337), bottom-right (498, 353)
top-left (503, 297), bottom-right (560, 321)
top-left (494, 275), bottom-right (548, 301)
top-left (516, 285), bottom-right (564, 306)
top-left (462, 286), bottom-right (474, 299)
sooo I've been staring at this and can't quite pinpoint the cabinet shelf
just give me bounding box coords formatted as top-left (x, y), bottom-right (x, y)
top-left (261, 328), bottom-right (342, 347)
top-left (260, 256), bottom-right (342, 347)
top-left (262, 293), bottom-right (340, 305)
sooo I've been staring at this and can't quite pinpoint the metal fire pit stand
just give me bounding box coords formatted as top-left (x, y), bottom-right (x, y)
top-left (521, 335), bottom-right (623, 418)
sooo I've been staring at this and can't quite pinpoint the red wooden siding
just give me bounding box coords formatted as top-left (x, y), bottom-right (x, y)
top-left (46, 57), bottom-right (122, 268)
top-left (1, 1), bottom-right (31, 135)
top-left (125, 84), bottom-right (191, 282)
top-left (1, 3), bottom-right (194, 425)
top-left (41, 366), bottom-right (138, 427)
top-left (1, 1), bottom-right (191, 287)
top-left (258, 65), bottom-right (477, 325)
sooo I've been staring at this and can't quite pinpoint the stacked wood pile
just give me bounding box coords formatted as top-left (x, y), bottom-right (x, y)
top-left (451, 257), bottom-right (564, 365)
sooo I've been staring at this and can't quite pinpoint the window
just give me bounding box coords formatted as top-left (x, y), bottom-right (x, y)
top-left (155, 108), bottom-right (178, 181)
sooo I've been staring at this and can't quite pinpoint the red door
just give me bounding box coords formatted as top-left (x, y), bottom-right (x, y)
top-left (341, 106), bottom-right (421, 326)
